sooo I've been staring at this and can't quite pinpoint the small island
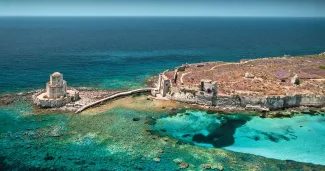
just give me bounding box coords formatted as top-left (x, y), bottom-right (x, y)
top-left (150, 53), bottom-right (325, 115)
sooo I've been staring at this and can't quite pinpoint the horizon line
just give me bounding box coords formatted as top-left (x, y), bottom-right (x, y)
top-left (1, 15), bottom-right (325, 18)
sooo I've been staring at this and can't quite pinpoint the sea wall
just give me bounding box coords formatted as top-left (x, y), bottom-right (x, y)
top-left (167, 87), bottom-right (325, 110)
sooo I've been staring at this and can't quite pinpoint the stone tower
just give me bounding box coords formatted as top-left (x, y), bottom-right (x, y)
top-left (158, 74), bottom-right (171, 97)
top-left (46, 72), bottom-right (67, 99)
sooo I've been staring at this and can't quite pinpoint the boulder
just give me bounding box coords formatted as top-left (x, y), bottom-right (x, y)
top-left (244, 73), bottom-right (255, 78)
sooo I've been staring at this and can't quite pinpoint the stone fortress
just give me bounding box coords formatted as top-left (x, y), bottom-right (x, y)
top-left (33, 72), bottom-right (79, 108)
top-left (152, 66), bottom-right (218, 107)
top-left (151, 54), bottom-right (325, 111)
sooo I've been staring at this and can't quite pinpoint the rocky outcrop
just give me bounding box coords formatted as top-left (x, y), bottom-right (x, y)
top-left (0, 94), bottom-right (15, 105)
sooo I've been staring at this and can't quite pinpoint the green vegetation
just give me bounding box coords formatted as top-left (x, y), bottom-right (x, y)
top-left (319, 66), bottom-right (325, 70)
top-left (294, 79), bottom-right (300, 85)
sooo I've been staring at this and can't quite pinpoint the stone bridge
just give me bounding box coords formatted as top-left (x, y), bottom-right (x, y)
top-left (75, 88), bottom-right (153, 114)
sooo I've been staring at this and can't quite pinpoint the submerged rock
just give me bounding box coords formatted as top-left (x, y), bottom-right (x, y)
top-left (216, 163), bottom-right (224, 170)
top-left (173, 158), bottom-right (183, 164)
top-left (153, 157), bottom-right (160, 163)
top-left (264, 110), bottom-right (295, 118)
top-left (132, 117), bottom-right (140, 121)
top-left (44, 153), bottom-right (54, 161)
top-left (179, 162), bottom-right (189, 169)
top-left (200, 164), bottom-right (212, 169)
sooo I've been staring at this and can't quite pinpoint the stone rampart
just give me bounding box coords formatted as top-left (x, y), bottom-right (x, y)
top-left (167, 87), bottom-right (325, 110)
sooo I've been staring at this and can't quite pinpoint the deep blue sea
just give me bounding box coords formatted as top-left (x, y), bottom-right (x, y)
top-left (1, 17), bottom-right (325, 170)
top-left (1, 17), bottom-right (325, 93)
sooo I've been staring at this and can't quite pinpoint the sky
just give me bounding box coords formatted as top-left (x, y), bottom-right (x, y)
top-left (0, 0), bottom-right (324, 17)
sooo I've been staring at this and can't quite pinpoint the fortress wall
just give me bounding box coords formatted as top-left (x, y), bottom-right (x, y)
top-left (196, 92), bottom-right (215, 106)
top-left (168, 87), bottom-right (217, 106)
top-left (168, 86), bottom-right (325, 110)
top-left (238, 95), bottom-right (325, 110)
top-left (33, 95), bottom-right (72, 108)
top-left (217, 95), bottom-right (242, 107)
top-left (168, 87), bottom-right (197, 104)
top-left (299, 95), bottom-right (325, 107)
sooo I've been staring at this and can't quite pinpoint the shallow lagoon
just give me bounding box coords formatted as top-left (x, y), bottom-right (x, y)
top-left (153, 110), bottom-right (325, 165)
top-left (1, 97), bottom-right (325, 170)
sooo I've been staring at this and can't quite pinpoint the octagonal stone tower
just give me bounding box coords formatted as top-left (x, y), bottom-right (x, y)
top-left (33, 72), bottom-right (79, 108)
top-left (46, 72), bottom-right (67, 99)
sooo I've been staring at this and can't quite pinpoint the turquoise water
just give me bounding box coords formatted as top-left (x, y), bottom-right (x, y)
top-left (1, 100), bottom-right (325, 169)
top-left (153, 110), bottom-right (325, 165)
top-left (1, 17), bottom-right (325, 93)
top-left (1, 17), bottom-right (325, 169)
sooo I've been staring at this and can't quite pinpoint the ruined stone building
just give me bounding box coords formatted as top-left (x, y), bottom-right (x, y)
top-left (151, 74), bottom-right (171, 98)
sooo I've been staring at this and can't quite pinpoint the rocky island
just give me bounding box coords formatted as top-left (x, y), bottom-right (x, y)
top-left (150, 53), bottom-right (325, 113)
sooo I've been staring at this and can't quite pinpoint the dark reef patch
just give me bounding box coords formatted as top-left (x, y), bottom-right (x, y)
top-left (191, 115), bottom-right (251, 147)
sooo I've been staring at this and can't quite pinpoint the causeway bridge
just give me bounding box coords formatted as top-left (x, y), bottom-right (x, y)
top-left (75, 88), bottom-right (153, 114)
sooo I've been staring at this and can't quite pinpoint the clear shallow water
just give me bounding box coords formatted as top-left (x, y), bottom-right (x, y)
top-left (1, 17), bottom-right (325, 93)
top-left (153, 110), bottom-right (325, 165)
top-left (1, 100), bottom-right (325, 170)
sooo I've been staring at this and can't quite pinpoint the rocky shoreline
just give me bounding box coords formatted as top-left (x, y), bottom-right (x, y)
top-left (0, 87), bottom-right (122, 113)
top-left (1, 89), bottom-right (325, 119)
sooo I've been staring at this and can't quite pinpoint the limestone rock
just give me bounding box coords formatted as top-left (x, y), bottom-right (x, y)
top-left (244, 72), bottom-right (255, 78)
